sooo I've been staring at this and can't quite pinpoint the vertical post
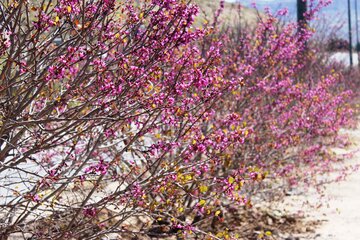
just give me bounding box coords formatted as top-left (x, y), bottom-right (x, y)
top-left (297, 0), bottom-right (307, 31)
top-left (355, 0), bottom-right (360, 66)
top-left (356, 0), bottom-right (359, 46)
top-left (348, 0), bottom-right (354, 67)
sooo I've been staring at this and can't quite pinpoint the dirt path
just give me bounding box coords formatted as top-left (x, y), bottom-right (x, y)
top-left (314, 166), bottom-right (360, 240)
top-left (311, 126), bottom-right (360, 240)
top-left (279, 126), bottom-right (360, 240)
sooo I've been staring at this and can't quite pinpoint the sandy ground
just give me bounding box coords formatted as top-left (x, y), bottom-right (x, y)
top-left (312, 126), bottom-right (360, 240)
top-left (314, 168), bottom-right (360, 240)
top-left (276, 125), bottom-right (360, 240)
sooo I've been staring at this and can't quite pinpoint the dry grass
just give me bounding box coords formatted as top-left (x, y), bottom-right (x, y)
top-left (194, 0), bottom-right (259, 28)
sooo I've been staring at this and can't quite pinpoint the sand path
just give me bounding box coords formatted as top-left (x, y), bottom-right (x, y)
top-left (312, 126), bottom-right (360, 240)
top-left (286, 126), bottom-right (360, 240)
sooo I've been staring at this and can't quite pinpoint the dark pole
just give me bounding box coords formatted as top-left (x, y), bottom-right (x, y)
top-left (355, 0), bottom-right (360, 66)
top-left (297, 0), bottom-right (307, 30)
top-left (356, 0), bottom-right (359, 46)
top-left (348, 0), bottom-right (354, 67)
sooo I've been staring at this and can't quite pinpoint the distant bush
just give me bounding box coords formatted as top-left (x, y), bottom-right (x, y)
top-left (356, 42), bottom-right (360, 52)
top-left (327, 37), bottom-right (350, 51)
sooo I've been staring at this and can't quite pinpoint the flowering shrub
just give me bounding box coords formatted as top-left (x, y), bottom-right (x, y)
top-left (217, 3), bottom-right (353, 190)
top-left (0, 0), bottom-right (353, 239)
